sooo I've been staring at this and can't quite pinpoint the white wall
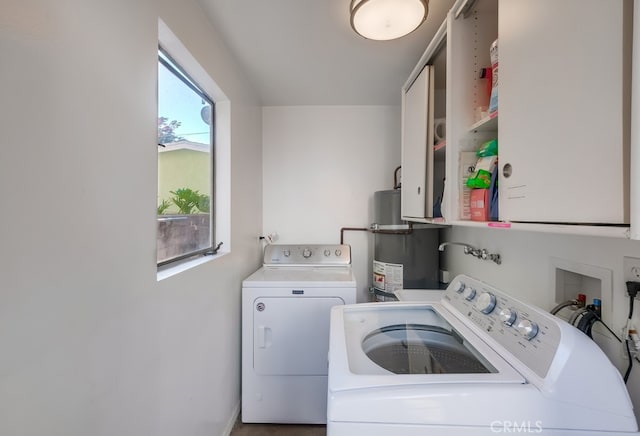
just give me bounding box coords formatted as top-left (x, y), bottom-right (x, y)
top-left (261, 101), bottom-right (640, 420)
top-left (262, 106), bottom-right (401, 302)
top-left (4, 1), bottom-right (639, 433)
top-left (442, 226), bottom-right (640, 421)
top-left (0, 1), bottom-right (262, 435)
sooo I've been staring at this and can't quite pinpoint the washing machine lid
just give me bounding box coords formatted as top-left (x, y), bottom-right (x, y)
top-left (243, 266), bottom-right (356, 288)
top-left (361, 322), bottom-right (493, 375)
top-left (330, 302), bottom-right (525, 391)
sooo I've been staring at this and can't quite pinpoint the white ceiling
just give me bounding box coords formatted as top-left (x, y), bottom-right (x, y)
top-left (198, 0), bottom-right (455, 106)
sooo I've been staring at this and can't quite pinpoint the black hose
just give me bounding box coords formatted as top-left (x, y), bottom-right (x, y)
top-left (550, 299), bottom-right (580, 315)
top-left (625, 340), bottom-right (633, 383)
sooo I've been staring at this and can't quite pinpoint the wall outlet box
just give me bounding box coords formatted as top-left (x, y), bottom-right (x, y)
top-left (623, 256), bottom-right (640, 283)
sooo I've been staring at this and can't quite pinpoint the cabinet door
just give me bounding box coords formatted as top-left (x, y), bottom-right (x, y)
top-left (401, 65), bottom-right (435, 219)
top-left (498, 0), bottom-right (630, 224)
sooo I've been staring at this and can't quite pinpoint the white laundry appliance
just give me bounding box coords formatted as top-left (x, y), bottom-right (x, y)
top-left (242, 244), bottom-right (357, 424)
top-left (327, 274), bottom-right (638, 435)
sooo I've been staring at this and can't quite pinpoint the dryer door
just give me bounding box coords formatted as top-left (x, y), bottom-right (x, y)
top-left (253, 296), bottom-right (344, 376)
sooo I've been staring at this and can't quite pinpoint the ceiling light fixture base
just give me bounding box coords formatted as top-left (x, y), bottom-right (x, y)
top-left (350, 0), bottom-right (429, 41)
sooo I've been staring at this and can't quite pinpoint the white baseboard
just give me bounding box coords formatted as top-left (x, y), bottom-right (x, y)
top-left (221, 401), bottom-right (240, 436)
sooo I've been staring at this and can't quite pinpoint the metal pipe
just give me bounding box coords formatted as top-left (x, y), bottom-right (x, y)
top-left (393, 166), bottom-right (402, 189)
top-left (439, 241), bottom-right (501, 265)
top-left (370, 222), bottom-right (413, 236)
top-left (340, 227), bottom-right (368, 245)
top-left (340, 223), bottom-right (415, 244)
top-left (438, 241), bottom-right (476, 254)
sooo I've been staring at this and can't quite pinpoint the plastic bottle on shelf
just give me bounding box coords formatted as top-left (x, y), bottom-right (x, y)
top-left (489, 39), bottom-right (499, 114)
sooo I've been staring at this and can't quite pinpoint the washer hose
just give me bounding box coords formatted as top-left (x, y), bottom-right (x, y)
top-left (550, 299), bottom-right (581, 315)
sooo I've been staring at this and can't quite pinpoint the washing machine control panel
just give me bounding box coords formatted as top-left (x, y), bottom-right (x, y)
top-left (443, 275), bottom-right (561, 379)
top-left (264, 244), bottom-right (351, 266)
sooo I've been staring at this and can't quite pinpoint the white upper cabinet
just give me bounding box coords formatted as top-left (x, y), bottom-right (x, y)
top-left (498, 0), bottom-right (632, 224)
top-left (402, 0), bottom-right (634, 237)
top-left (401, 21), bottom-right (447, 223)
top-left (631, 0), bottom-right (640, 239)
top-left (401, 65), bottom-right (434, 220)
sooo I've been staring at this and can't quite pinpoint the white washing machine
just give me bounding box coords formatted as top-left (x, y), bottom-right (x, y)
top-left (327, 274), bottom-right (639, 435)
top-left (242, 244), bottom-right (356, 424)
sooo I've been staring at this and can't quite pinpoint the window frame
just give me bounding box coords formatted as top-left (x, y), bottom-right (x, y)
top-left (157, 46), bottom-right (216, 267)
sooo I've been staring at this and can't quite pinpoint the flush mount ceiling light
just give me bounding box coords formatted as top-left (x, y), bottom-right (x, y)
top-left (350, 0), bottom-right (429, 41)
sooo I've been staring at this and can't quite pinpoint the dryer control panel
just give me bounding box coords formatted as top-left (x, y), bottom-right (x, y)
top-left (443, 275), bottom-right (561, 380)
top-left (264, 244), bottom-right (351, 266)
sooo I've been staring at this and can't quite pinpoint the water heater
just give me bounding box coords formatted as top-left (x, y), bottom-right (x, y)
top-left (371, 190), bottom-right (440, 301)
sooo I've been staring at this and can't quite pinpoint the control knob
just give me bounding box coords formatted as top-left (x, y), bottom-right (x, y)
top-left (498, 308), bottom-right (517, 326)
top-left (302, 248), bottom-right (312, 258)
top-left (454, 282), bottom-right (466, 293)
top-left (335, 249), bottom-right (342, 257)
top-left (282, 249), bottom-right (291, 257)
top-left (463, 287), bottom-right (476, 301)
top-left (475, 292), bottom-right (496, 314)
top-left (516, 319), bottom-right (539, 340)
top-left (324, 249), bottom-right (331, 257)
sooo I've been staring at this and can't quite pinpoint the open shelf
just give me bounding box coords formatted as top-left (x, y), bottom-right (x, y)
top-left (448, 219), bottom-right (630, 239)
top-left (469, 112), bottom-right (498, 132)
top-left (434, 139), bottom-right (447, 152)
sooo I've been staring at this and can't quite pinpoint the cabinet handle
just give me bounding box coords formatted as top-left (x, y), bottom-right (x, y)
top-left (417, 186), bottom-right (421, 194)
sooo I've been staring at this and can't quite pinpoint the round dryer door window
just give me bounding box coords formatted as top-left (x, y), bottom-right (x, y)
top-left (362, 324), bottom-right (492, 374)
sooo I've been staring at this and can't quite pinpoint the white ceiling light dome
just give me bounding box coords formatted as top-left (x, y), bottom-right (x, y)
top-left (350, 0), bottom-right (429, 41)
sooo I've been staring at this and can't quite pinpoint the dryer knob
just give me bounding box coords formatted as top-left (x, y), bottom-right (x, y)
top-left (517, 319), bottom-right (539, 340)
top-left (335, 249), bottom-right (342, 257)
top-left (463, 287), bottom-right (476, 301)
top-left (475, 292), bottom-right (496, 314)
top-left (302, 248), bottom-right (312, 258)
top-left (324, 249), bottom-right (331, 257)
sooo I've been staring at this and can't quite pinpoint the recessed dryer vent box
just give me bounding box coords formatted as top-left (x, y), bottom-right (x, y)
top-left (550, 257), bottom-right (613, 325)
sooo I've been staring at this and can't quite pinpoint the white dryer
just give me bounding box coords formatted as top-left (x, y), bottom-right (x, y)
top-left (242, 244), bottom-right (356, 424)
top-left (327, 274), bottom-right (639, 435)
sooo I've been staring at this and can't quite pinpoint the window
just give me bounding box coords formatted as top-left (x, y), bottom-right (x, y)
top-left (157, 47), bottom-right (215, 266)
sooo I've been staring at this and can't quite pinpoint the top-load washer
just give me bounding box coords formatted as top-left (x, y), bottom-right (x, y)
top-left (242, 244), bottom-right (356, 424)
top-left (327, 274), bottom-right (638, 435)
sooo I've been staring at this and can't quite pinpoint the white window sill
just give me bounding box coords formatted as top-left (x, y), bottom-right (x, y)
top-left (157, 251), bottom-right (228, 281)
